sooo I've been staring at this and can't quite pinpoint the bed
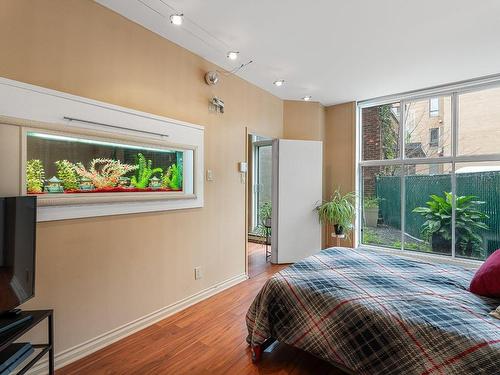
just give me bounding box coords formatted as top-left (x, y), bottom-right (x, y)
top-left (246, 247), bottom-right (500, 374)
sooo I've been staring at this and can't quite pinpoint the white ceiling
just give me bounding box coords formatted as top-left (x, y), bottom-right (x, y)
top-left (97, 0), bottom-right (500, 105)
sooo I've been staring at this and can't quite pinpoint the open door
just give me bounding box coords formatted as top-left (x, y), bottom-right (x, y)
top-left (271, 139), bottom-right (322, 264)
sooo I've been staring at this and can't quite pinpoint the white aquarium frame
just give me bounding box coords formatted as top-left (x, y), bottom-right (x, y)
top-left (0, 77), bottom-right (204, 221)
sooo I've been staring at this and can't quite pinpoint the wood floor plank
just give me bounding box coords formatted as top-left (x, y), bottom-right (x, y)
top-left (57, 243), bottom-right (346, 374)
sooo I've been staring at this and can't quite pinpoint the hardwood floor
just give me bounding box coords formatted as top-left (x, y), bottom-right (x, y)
top-left (57, 243), bottom-right (345, 375)
top-left (248, 241), bottom-right (272, 278)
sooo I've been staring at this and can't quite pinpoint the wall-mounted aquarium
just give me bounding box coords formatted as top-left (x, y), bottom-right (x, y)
top-left (0, 76), bottom-right (203, 221)
top-left (25, 131), bottom-right (193, 196)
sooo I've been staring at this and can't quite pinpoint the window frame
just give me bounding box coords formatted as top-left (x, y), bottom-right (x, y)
top-left (356, 74), bottom-right (500, 262)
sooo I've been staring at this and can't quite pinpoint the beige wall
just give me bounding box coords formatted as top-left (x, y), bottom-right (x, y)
top-left (0, 0), bottom-right (283, 354)
top-left (324, 102), bottom-right (357, 247)
top-left (283, 100), bottom-right (325, 141)
top-left (283, 101), bottom-right (326, 196)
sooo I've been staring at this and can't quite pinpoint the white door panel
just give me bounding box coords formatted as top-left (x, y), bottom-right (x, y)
top-left (271, 139), bottom-right (322, 263)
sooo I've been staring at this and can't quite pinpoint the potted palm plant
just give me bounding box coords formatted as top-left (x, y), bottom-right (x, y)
top-left (316, 190), bottom-right (356, 237)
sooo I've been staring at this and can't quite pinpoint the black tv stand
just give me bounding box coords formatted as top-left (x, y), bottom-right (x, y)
top-left (0, 308), bottom-right (23, 319)
top-left (0, 313), bottom-right (32, 335)
top-left (0, 310), bottom-right (53, 374)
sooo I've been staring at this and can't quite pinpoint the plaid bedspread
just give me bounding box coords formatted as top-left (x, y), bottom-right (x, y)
top-left (246, 247), bottom-right (500, 374)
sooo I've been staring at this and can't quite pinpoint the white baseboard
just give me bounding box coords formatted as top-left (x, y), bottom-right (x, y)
top-left (27, 273), bottom-right (248, 374)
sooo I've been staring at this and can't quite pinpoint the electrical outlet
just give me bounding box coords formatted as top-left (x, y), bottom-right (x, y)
top-left (194, 266), bottom-right (203, 280)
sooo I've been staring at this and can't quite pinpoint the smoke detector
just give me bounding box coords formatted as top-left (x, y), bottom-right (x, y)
top-left (205, 71), bottom-right (220, 86)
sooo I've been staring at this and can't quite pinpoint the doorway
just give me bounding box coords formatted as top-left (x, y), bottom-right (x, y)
top-left (247, 133), bottom-right (273, 278)
top-left (251, 137), bottom-right (272, 234)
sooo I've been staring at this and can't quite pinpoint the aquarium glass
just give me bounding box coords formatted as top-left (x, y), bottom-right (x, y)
top-left (26, 132), bottom-right (189, 195)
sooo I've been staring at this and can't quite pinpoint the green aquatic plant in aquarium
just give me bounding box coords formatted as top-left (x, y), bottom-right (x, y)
top-left (162, 164), bottom-right (182, 190)
top-left (55, 160), bottom-right (79, 190)
top-left (72, 158), bottom-right (138, 189)
top-left (131, 153), bottom-right (163, 189)
top-left (162, 168), bottom-right (171, 189)
top-left (26, 159), bottom-right (45, 194)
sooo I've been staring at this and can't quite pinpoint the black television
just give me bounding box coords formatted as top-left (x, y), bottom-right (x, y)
top-left (0, 196), bottom-right (36, 314)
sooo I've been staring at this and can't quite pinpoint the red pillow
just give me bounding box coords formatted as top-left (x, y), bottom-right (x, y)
top-left (470, 249), bottom-right (500, 297)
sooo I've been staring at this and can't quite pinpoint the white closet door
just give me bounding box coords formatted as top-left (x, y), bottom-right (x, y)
top-left (271, 139), bottom-right (322, 264)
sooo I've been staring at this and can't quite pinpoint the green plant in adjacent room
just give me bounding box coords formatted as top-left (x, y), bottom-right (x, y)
top-left (256, 201), bottom-right (272, 236)
top-left (130, 153), bottom-right (163, 189)
top-left (72, 158), bottom-right (138, 189)
top-left (316, 189), bottom-right (356, 236)
top-left (55, 160), bottom-right (79, 190)
top-left (162, 164), bottom-right (182, 190)
top-left (413, 192), bottom-right (489, 258)
top-left (26, 159), bottom-right (45, 194)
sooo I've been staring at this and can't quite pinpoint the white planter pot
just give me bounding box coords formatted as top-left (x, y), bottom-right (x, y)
top-left (364, 207), bottom-right (379, 227)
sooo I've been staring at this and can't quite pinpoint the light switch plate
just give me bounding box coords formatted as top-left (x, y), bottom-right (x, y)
top-left (239, 162), bottom-right (248, 173)
top-left (206, 169), bottom-right (214, 181)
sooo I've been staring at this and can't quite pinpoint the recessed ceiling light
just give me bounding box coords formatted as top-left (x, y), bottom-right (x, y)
top-left (273, 80), bottom-right (285, 87)
top-left (170, 14), bottom-right (184, 26)
top-left (227, 51), bottom-right (239, 60)
top-left (302, 96), bottom-right (312, 101)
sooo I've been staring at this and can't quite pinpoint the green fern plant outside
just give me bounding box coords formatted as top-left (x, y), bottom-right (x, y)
top-left (55, 160), bottom-right (79, 190)
top-left (130, 153), bottom-right (163, 188)
top-left (413, 192), bottom-right (489, 258)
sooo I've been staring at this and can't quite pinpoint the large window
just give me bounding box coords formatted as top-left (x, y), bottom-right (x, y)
top-left (359, 80), bottom-right (500, 261)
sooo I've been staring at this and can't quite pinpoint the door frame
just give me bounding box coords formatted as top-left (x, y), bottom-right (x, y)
top-left (245, 127), bottom-right (274, 277)
top-left (252, 139), bottom-right (273, 232)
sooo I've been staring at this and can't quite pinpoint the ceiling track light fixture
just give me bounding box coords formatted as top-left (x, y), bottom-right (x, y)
top-left (273, 80), bottom-right (285, 87)
top-left (137, 2), bottom-right (252, 76)
top-left (302, 96), bottom-right (312, 101)
top-left (170, 13), bottom-right (184, 25)
top-left (227, 51), bottom-right (239, 60)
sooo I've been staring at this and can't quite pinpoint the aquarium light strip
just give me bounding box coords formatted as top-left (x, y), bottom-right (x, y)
top-left (63, 116), bottom-right (170, 139)
top-left (27, 132), bottom-right (177, 153)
